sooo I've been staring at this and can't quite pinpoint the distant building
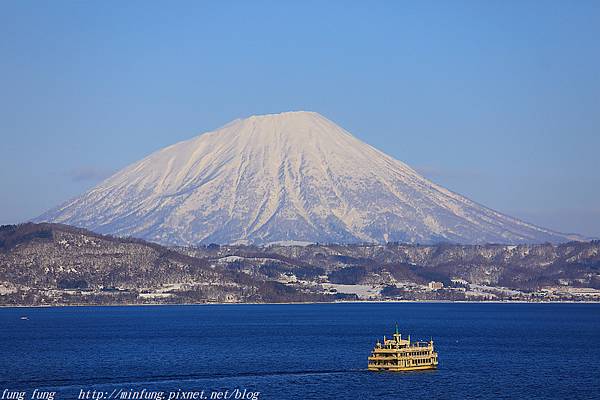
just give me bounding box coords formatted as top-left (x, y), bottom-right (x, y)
top-left (428, 281), bottom-right (444, 290)
top-left (451, 278), bottom-right (469, 286)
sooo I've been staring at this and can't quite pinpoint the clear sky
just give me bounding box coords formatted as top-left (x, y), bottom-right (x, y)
top-left (1, 0), bottom-right (599, 237)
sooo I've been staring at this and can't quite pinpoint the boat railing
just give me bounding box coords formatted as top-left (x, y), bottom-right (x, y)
top-left (371, 349), bottom-right (435, 357)
top-left (410, 341), bottom-right (431, 347)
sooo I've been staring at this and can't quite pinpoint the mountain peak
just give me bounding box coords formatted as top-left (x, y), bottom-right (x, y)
top-left (36, 112), bottom-right (578, 246)
top-left (247, 110), bottom-right (320, 119)
top-left (227, 110), bottom-right (336, 139)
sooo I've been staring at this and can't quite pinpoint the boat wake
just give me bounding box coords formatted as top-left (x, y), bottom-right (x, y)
top-left (2, 369), bottom-right (367, 389)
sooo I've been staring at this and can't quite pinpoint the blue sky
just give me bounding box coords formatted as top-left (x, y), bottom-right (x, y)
top-left (1, 0), bottom-right (599, 236)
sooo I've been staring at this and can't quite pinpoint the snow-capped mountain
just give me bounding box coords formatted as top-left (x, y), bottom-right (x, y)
top-left (37, 111), bottom-right (578, 246)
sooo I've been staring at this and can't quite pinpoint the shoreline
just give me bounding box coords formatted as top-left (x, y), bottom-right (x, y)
top-left (2, 299), bottom-right (599, 309)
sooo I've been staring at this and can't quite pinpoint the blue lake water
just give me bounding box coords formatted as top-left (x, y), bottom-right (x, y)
top-left (0, 303), bottom-right (599, 400)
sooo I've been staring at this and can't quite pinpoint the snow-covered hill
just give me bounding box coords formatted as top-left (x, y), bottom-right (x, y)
top-left (37, 111), bottom-right (579, 245)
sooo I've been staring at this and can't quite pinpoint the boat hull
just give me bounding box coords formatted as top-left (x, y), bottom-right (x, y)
top-left (368, 364), bottom-right (437, 372)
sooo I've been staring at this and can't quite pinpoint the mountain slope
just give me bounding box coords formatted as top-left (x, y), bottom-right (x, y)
top-left (0, 222), bottom-right (332, 304)
top-left (2, 223), bottom-right (599, 305)
top-left (37, 111), bottom-right (578, 245)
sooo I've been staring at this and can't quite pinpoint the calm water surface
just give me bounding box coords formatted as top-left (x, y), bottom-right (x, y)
top-left (0, 303), bottom-right (599, 400)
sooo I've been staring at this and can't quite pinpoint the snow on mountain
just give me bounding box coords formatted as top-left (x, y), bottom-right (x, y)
top-left (36, 111), bottom-right (579, 246)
